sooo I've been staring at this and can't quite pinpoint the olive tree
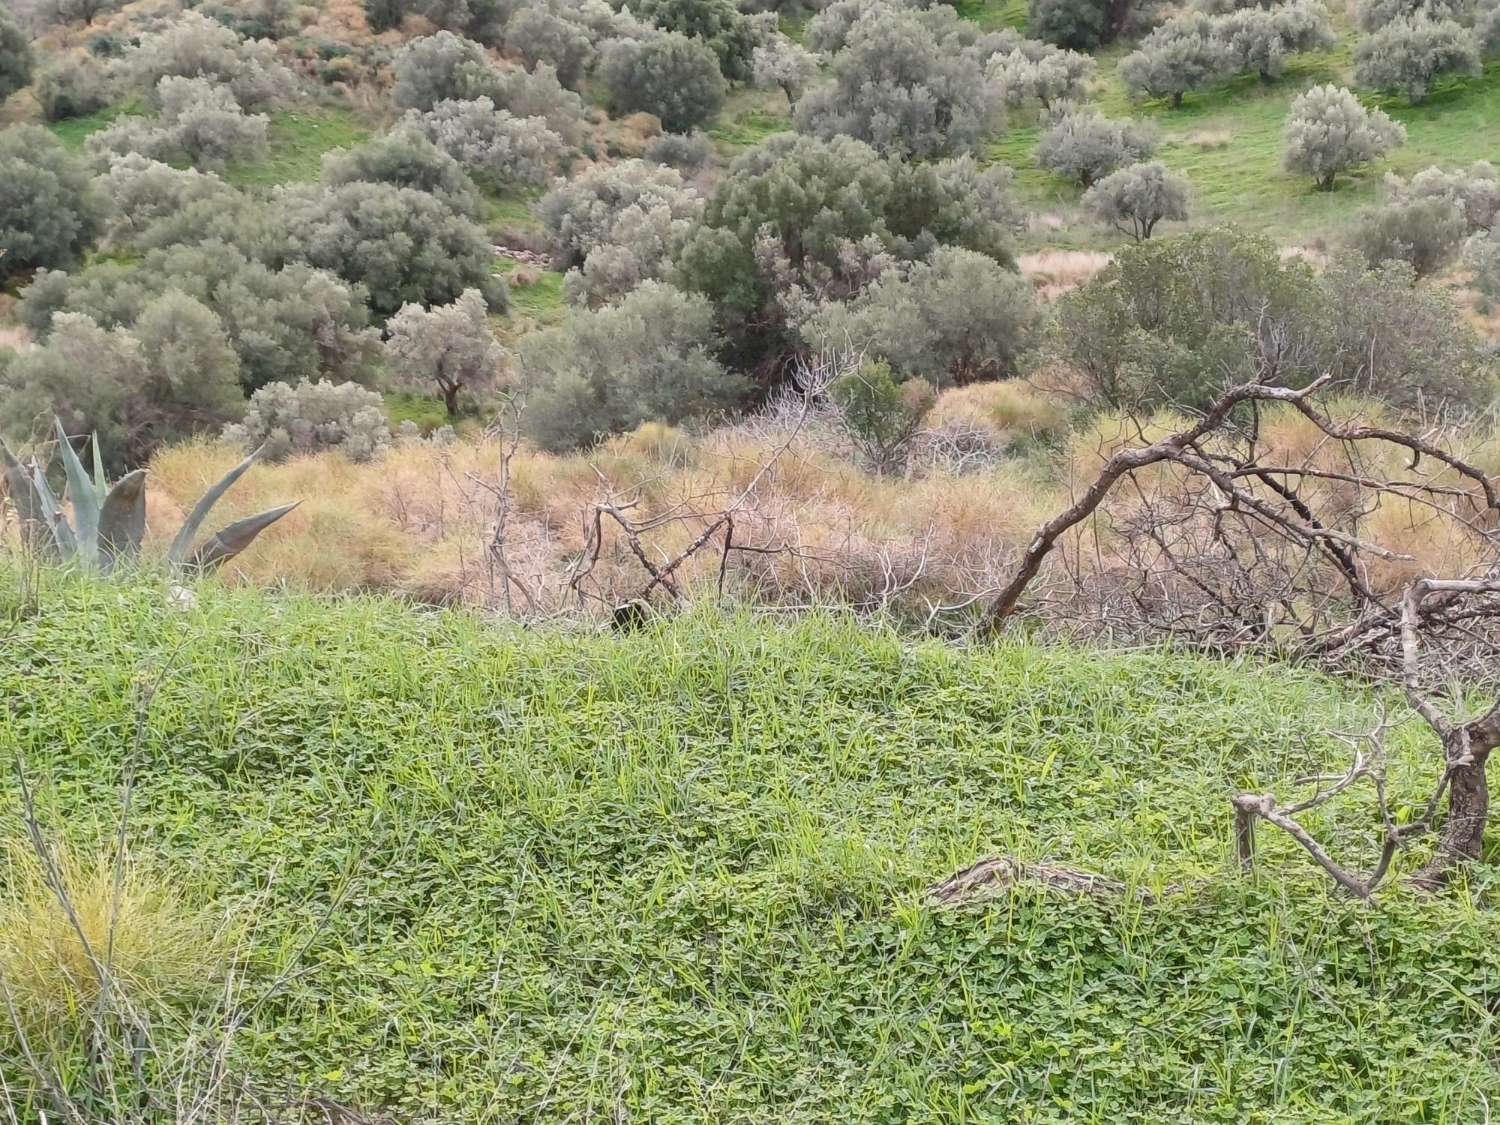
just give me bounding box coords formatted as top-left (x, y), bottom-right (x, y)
top-left (1036, 106), bottom-right (1157, 185)
top-left (118, 11), bottom-right (294, 111)
top-left (802, 246), bottom-right (1041, 385)
top-left (1386, 162), bottom-right (1500, 231)
top-left (93, 154), bottom-right (235, 244)
top-left (1213, 0), bottom-right (1337, 81)
top-left (320, 130), bottom-right (483, 217)
top-left (0, 126), bottom-right (102, 282)
top-left (752, 34), bottom-right (819, 103)
top-left (520, 281), bottom-right (744, 451)
top-left (1118, 13), bottom-right (1233, 107)
top-left (538, 160), bottom-right (705, 306)
top-left (599, 30), bottom-right (726, 131)
top-left (1028, 0), bottom-right (1149, 49)
top-left (1354, 16), bottom-right (1481, 103)
top-left (392, 31), bottom-right (502, 110)
top-left (1349, 194), bottom-right (1467, 275)
top-left (226, 379), bottom-right (391, 462)
top-left (401, 97), bottom-right (566, 189)
top-left (794, 7), bottom-right (997, 157)
top-left (1082, 160), bottom-right (1190, 239)
top-left (1283, 83), bottom-right (1404, 190)
top-left (385, 289), bottom-right (507, 416)
top-left (1478, 0), bottom-right (1500, 53)
top-left (0, 9), bottom-right (29, 105)
top-left (987, 41), bottom-right (1097, 111)
top-left (504, 5), bottom-right (596, 88)
top-left (35, 54), bottom-right (113, 121)
top-left (281, 182), bottom-right (507, 318)
top-left (1355, 0), bottom-right (1468, 32)
top-left (85, 77), bottom-right (270, 170)
top-left (1465, 227), bottom-right (1500, 298)
top-left (35, 0), bottom-right (124, 28)
top-left (633, 0), bottom-right (760, 83)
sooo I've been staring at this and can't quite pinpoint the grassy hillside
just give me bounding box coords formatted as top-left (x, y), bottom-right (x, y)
top-left (4, 574), bottom-right (1499, 1121)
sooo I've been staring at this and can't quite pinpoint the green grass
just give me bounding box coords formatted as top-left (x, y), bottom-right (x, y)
top-left (383, 392), bottom-right (452, 433)
top-left (710, 87), bottom-right (795, 154)
top-left (493, 254), bottom-right (567, 327)
top-left (46, 99), bottom-right (144, 149)
top-left (222, 108), bottom-right (369, 188)
top-left (5, 574), bottom-right (1500, 1120)
top-left (482, 187), bottom-right (547, 238)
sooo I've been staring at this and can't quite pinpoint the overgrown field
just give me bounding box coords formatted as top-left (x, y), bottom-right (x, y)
top-left (4, 573), bottom-right (1500, 1121)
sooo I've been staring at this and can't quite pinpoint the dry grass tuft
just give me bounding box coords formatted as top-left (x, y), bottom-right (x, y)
top-left (0, 838), bottom-right (225, 1038)
top-left (1018, 251), bottom-right (1111, 300)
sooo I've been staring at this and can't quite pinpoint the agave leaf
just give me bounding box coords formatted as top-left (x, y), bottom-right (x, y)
top-left (0, 441), bottom-right (51, 554)
top-left (27, 461), bottom-right (77, 561)
top-left (54, 419), bottom-right (101, 569)
top-left (98, 469), bottom-right (147, 572)
top-left (91, 435), bottom-right (108, 502)
top-left (166, 444), bottom-right (268, 567)
top-left (185, 503), bottom-right (300, 572)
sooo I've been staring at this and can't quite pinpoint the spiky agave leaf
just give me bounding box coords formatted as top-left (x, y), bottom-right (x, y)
top-left (53, 420), bottom-right (102, 569)
top-left (166, 445), bottom-right (268, 568)
top-left (0, 441), bottom-right (51, 554)
top-left (98, 470), bottom-right (147, 572)
top-left (186, 503), bottom-right (300, 571)
top-left (25, 460), bottom-right (76, 561)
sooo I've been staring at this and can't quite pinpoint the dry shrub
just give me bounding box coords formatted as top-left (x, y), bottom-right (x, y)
top-left (928, 382), bottom-right (1071, 446)
top-left (1184, 129), bottom-right (1231, 150)
top-left (0, 838), bottom-right (225, 1039)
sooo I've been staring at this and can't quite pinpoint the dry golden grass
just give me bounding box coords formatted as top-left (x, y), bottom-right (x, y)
top-left (1018, 250), bottom-right (1112, 301)
top-left (124, 390), bottom-right (1500, 618)
top-left (0, 838), bottom-right (225, 1038)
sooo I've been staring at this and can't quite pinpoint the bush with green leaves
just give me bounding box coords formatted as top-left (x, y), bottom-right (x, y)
top-left (35, 54), bottom-right (112, 121)
top-left (794, 8), bottom-right (996, 158)
top-left (504, 5), bottom-right (596, 88)
top-left (1354, 16), bottom-right (1481, 103)
top-left (320, 130), bottom-right (483, 217)
top-left (643, 129), bottom-right (712, 169)
top-left (1118, 13), bottom-right (1232, 107)
top-left (987, 40), bottom-right (1097, 112)
top-left (1212, 0), bottom-right (1337, 81)
top-left (633, 0), bottom-right (760, 82)
top-left (599, 30), bottom-right (726, 132)
top-left (1036, 106), bottom-right (1156, 186)
top-left (86, 76), bottom-right (271, 170)
top-left (225, 379), bottom-right (392, 462)
top-left (678, 134), bottom-right (1022, 357)
top-left (21, 244), bottom-right (383, 394)
top-left (0, 8), bottom-right (33, 104)
top-left (1047, 228), bottom-right (1320, 409)
top-left (803, 247), bottom-right (1040, 386)
top-left (1349, 195), bottom-right (1467, 275)
top-left (752, 35), bottom-right (819, 102)
top-left (1081, 160), bottom-right (1190, 239)
top-left (827, 358), bottom-right (935, 475)
top-left (117, 11), bottom-right (294, 111)
top-left (0, 420), bottom-right (294, 573)
top-left (280, 182), bottom-right (506, 319)
top-left (1282, 83), bottom-right (1404, 190)
top-left (521, 281), bottom-right (744, 450)
top-left (0, 294), bottom-right (244, 470)
top-left (401, 97), bottom-right (566, 189)
top-left (384, 289), bottom-right (507, 416)
top-left (0, 126), bottom-right (102, 282)
top-left (488, 61), bottom-right (587, 143)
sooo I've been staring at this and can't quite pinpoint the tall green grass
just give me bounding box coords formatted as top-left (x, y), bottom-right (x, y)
top-left (4, 572), bottom-right (1499, 1120)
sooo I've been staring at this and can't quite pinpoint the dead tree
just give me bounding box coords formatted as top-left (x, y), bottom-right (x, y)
top-left (979, 375), bottom-right (1500, 892)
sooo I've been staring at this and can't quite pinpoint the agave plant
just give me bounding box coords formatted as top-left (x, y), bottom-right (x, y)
top-left (0, 420), bottom-right (298, 574)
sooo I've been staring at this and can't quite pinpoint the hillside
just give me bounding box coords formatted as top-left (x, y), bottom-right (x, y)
top-left (3, 573), bottom-right (1499, 1121)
